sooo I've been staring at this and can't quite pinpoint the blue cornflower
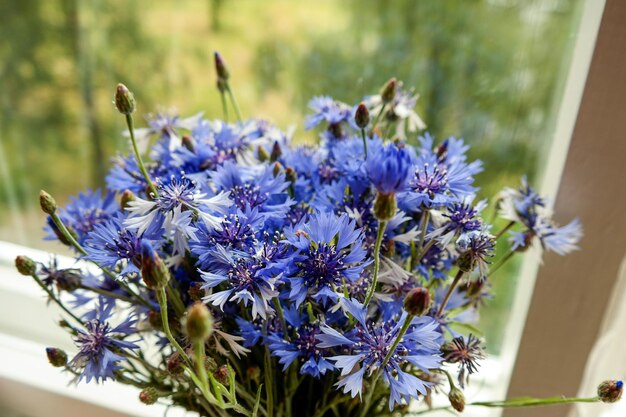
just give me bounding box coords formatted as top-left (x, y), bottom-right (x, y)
top-left (84, 213), bottom-right (143, 276)
top-left (267, 307), bottom-right (334, 377)
top-left (284, 211), bottom-right (369, 307)
top-left (318, 299), bottom-right (442, 409)
top-left (365, 140), bottom-right (413, 195)
top-left (69, 300), bottom-right (139, 383)
top-left (500, 177), bottom-right (582, 255)
top-left (305, 96), bottom-right (352, 130)
top-left (125, 174), bottom-right (231, 255)
top-left (456, 230), bottom-right (495, 278)
top-left (211, 161), bottom-right (294, 221)
top-left (47, 189), bottom-right (118, 245)
top-left (428, 199), bottom-right (487, 247)
top-left (199, 245), bottom-right (282, 320)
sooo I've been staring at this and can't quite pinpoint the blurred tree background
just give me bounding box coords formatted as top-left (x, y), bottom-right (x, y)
top-left (0, 0), bottom-right (583, 352)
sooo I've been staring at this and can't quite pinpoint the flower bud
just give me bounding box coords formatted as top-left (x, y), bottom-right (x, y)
top-left (247, 366), bottom-right (261, 381)
top-left (39, 190), bottom-right (57, 215)
top-left (55, 269), bottom-right (82, 292)
top-left (139, 387), bottom-right (159, 405)
top-left (380, 78), bottom-right (397, 104)
top-left (15, 255), bottom-right (37, 276)
top-left (214, 364), bottom-right (230, 386)
top-left (185, 302), bottom-right (213, 342)
top-left (257, 145), bottom-right (270, 162)
top-left (598, 380), bottom-right (623, 403)
top-left (140, 241), bottom-right (170, 290)
top-left (448, 386), bottom-right (465, 412)
top-left (270, 141), bottom-right (282, 162)
top-left (403, 287), bottom-right (431, 316)
top-left (285, 166), bottom-right (297, 184)
top-left (456, 251), bottom-right (475, 273)
top-left (273, 161), bottom-right (284, 176)
top-left (214, 52), bottom-right (229, 81)
top-left (120, 189), bottom-right (136, 210)
top-left (355, 103), bottom-right (370, 129)
top-left (114, 83), bottom-right (136, 115)
top-left (373, 192), bottom-right (397, 221)
top-left (46, 347), bottom-right (68, 367)
top-left (182, 134), bottom-right (195, 152)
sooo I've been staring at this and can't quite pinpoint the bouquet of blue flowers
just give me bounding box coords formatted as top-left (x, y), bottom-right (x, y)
top-left (15, 53), bottom-right (622, 416)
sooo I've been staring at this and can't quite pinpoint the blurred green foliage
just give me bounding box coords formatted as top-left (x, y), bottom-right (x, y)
top-left (0, 0), bottom-right (583, 352)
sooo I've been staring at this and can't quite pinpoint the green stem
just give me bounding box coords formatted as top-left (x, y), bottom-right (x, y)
top-left (436, 270), bottom-right (465, 317)
top-left (30, 274), bottom-right (84, 326)
top-left (273, 297), bottom-right (289, 336)
top-left (226, 85), bottom-right (243, 122)
top-left (372, 103), bottom-right (387, 130)
top-left (80, 285), bottom-right (134, 304)
top-left (488, 249), bottom-right (515, 278)
top-left (220, 89), bottom-right (229, 122)
top-left (194, 340), bottom-right (210, 397)
top-left (264, 349), bottom-right (274, 417)
top-left (409, 396), bottom-right (599, 415)
top-left (495, 221), bottom-right (515, 239)
top-left (166, 282), bottom-right (185, 318)
top-left (363, 220), bottom-right (388, 306)
top-left (125, 114), bottom-right (159, 198)
top-left (156, 287), bottom-right (192, 368)
top-left (361, 128), bottom-right (368, 158)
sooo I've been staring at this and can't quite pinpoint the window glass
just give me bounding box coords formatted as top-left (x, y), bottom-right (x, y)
top-left (0, 0), bottom-right (585, 354)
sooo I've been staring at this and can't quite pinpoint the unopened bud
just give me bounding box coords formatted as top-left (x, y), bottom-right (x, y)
top-left (214, 52), bottom-right (229, 81)
top-left (598, 380), bottom-right (623, 403)
top-left (46, 347), bottom-right (68, 367)
top-left (15, 255), bottom-right (37, 276)
top-left (185, 302), bottom-right (213, 342)
top-left (39, 190), bottom-right (57, 215)
top-left (257, 145), bottom-right (270, 162)
top-left (448, 386), bottom-right (465, 412)
top-left (114, 83), bottom-right (136, 115)
top-left (380, 78), bottom-right (397, 104)
top-left (148, 310), bottom-right (162, 330)
top-left (355, 103), bottom-right (370, 129)
top-left (270, 141), bottom-right (282, 162)
top-left (182, 134), bottom-right (195, 152)
top-left (120, 190), bottom-right (136, 210)
top-left (139, 387), bottom-right (159, 405)
top-left (403, 287), bottom-right (431, 316)
top-left (214, 364), bottom-right (230, 386)
top-left (140, 241), bottom-right (170, 289)
top-left (373, 192), bottom-right (397, 221)
top-left (247, 366), bottom-right (261, 381)
top-left (285, 167), bottom-right (297, 184)
top-left (273, 161), bottom-right (284, 176)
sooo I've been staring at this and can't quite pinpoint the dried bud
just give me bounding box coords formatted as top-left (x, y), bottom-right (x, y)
top-left (448, 386), bottom-right (465, 412)
top-left (214, 52), bottom-right (229, 81)
top-left (188, 282), bottom-right (205, 302)
top-left (46, 347), bottom-right (68, 368)
top-left (247, 366), bottom-right (261, 381)
top-left (373, 192), bottom-right (397, 221)
top-left (214, 364), bottom-right (230, 386)
top-left (257, 145), bottom-right (270, 162)
top-left (167, 352), bottom-right (184, 375)
top-left (182, 134), bottom-right (195, 152)
top-left (55, 269), bottom-right (82, 292)
top-left (114, 83), bottom-right (136, 115)
top-left (120, 189), bottom-right (136, 210)
top-left (140, 241), bottom-right (170, 289)
top-left (355, 103), bottom-right (370, 129)
top-left (15, 255), bottom-right (37, 276)
top-left (403, 287), bottom-right (431, 316)
top-left (270, 141), bottom-right (282, 162)
top-left (185, 302), bottom-right (213, 342)
top-left (139, 387), bottom-right (159, 405)
top-left (148, 310), bottom-right (162, 330)
top-left (456, 251), bottom-right (475, 273)
top-left (380, 78), bottom-right (397, 104)
top-left (39, 190), bottom-right (57, 215)
top-left (598, 380), bottom-right (623, 403)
